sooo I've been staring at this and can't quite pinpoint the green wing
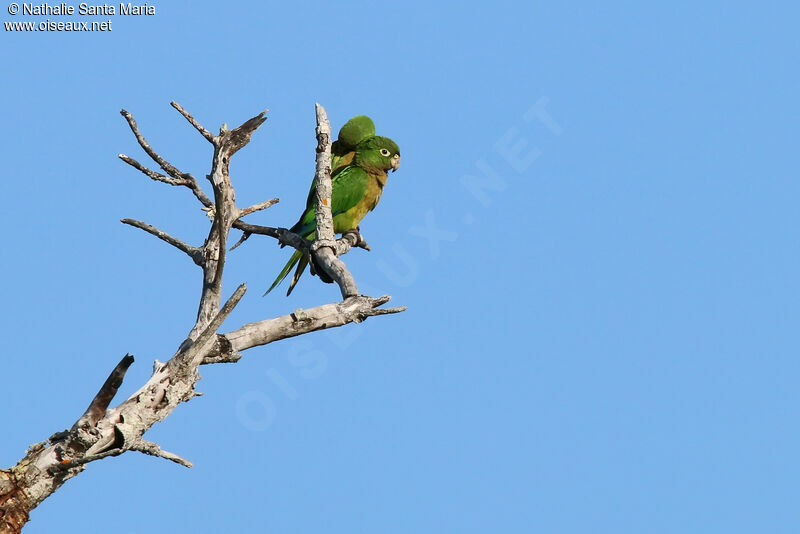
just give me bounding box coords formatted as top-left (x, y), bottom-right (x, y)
top-left (291, 165), bottom-right (368, 236)
top-left (332, 166), bottom-right (369, 217)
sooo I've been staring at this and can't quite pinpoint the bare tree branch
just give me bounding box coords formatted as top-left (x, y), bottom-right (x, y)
top-left (55, 448), bottom-right (124, 470)
top-left (120, 109), bottom-right (193, 182)
top-left (118, 154), bottom-right (182, 186)
top-left (0, 103), bottom-right (404, 534)
top-left (129, 440), bottom-right (193, 468)
top-left (228, 231), bottom-right (252, 251)
top-left (231, 222), bottom-right (306, 251)
top-left (305, 104), bottom-right (359, 297)
top-left (73, 354), bottom-right (135, 429)
top-left (121, 218), bottom-right (204, 265)
top-left (119, 107), bottom-right (213, 208)
top-left (229, 223), bottom-right (370, 255)
top-left (339, 229), bottom-right (371, 253)
top-left (189, 109), bottom-right (267, 341)
top-left (170, 101), bottom-right (216, 144)
top-left (173, 283), bottom-right (247, 370)
top-left (312, 103), bottom-right (335, 246)
top-left (202, 295), bottom-right (406, 365)
top-left (237, 198), bottom-right (280, 219)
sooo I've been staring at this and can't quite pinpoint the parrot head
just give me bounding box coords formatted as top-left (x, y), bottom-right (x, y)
top-left (355, 136), bottom-right (401, 173)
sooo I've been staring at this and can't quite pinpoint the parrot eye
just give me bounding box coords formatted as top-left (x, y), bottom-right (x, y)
top-left (380, 148), bottom-right (391, 157)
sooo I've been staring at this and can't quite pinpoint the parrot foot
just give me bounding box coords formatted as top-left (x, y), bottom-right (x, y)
top-left (308, 254), bottom-right (335, 284)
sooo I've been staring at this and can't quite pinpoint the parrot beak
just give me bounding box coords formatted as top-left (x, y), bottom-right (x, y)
top-left (391, 155), bottom-right (401, 172)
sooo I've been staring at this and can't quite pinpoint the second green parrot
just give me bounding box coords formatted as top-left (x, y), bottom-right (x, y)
top-left (331, 115), bottom-right (375, 172)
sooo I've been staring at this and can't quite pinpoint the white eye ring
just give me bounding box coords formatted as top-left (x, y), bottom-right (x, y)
top-left (380, 148), bottom-right (391, 156)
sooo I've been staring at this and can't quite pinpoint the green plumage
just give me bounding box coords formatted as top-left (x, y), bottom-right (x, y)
top-left (266, 128), bottom-right (401, 296)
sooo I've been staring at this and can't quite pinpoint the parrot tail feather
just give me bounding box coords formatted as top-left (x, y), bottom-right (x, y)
top-left (264, 249), bottom-right (303, 296)
top-left (286, 255), bottom-right (309, 296)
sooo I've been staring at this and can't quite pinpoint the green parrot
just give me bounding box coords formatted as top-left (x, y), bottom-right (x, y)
top-left (331, 115), bottom-right (375, 173)
top-left (266, 135), bottom-right (401, 296)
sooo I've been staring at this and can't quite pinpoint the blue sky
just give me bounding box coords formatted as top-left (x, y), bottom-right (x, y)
top-left (2, 1), bottom-right (799, 532)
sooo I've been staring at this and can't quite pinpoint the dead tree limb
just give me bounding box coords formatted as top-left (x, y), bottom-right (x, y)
top-left (0, 103), bottom-right (404, 534)
top-left (309, 103), bottom-right (359, 298)
top-left (73, 354), bottom-right (135, 429)
top-left (120, 218), bottom-right (205, 265)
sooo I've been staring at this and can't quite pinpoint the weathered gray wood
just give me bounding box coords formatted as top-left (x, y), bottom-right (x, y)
top-left (309, 103), bottom-right (359, 298)
top-left (170, 101), bottom-right (216, 144)
top-left (203, 295), bottom-right (405, 364)
top-left (73, 354), bottom-right (135, 429)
